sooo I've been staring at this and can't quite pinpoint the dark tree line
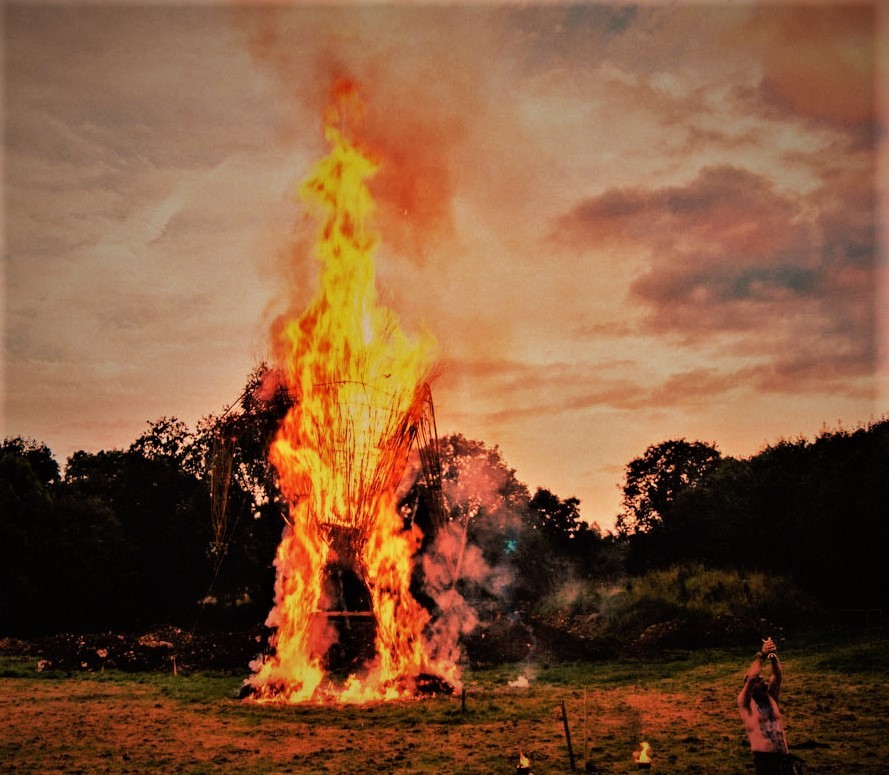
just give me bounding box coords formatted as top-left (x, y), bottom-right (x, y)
top-left (1, 433), bottom-right (214, 635)
top-left (0, 406), bottom-right (606, 637)
top-left (617, 419), bottom-right (889, 609)
top-left (2, 386), bottom-right (886, 637)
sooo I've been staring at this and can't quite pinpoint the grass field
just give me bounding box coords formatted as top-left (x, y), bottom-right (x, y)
top-left (1, 639), bottom-right (886, 774)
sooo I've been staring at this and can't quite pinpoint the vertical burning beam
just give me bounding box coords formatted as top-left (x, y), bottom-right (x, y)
top-left (254, 518), bottom-right (329, 702)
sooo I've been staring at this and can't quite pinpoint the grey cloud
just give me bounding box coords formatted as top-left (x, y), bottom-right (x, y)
top-left (554, 162), bottom-right (876, 395)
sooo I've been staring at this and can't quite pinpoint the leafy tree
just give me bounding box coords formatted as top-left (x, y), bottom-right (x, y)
top-left (1, 436), bottom-right (60, 486)
top-left (48, 493), bottom-right (131, 632)
top-left (749, 423), bottom-right (889, 608)
top-left (0, 438), bottom-right (60, 633)
top-left (513, 489), bottom-right (583, 601)
top-left (527, 489), bottom-right (586, 545)
top-left (130, 416), bottom-right (202, 477)
top-left (65, 449), bottom-right (129, 492)
top-left (616, 438), bottom-right (721, 535)
top-left (200, 365), bottom-right (290, 512)
top-left (193, 365), bottom-right (291, 621)
top-left (665, 456), bottom-right (757, 567)
top-left (63, 447), bottom-right (211, 629)
top-left (0, 438), bottom-right (132, 634)
top-left (517, 488), bottom-right (617, 599)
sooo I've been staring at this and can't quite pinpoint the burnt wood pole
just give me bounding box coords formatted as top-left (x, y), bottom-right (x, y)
top-left (561, 698), bottom-right (577, 771)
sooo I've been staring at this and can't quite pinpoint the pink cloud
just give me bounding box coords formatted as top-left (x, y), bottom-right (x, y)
top-left (439, 356), bottom-right (662, 419)
top-left (555, 161), bottom-right (876, 399)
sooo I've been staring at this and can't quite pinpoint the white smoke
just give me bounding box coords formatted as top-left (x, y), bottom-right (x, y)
top-left (419, 437), bottom-right (530, 669)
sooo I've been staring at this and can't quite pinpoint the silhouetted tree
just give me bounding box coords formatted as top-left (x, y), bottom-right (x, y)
top-left (192, 365), bottom-right (290, 624)
top-left (0, 438), bottom-right (61, 633)
top-left (64, 446), bottom-right (211, 629)
top-left (748, 423), bottom-right (889, 608)
top-left (616, 439), bottom-right (721, 535)
top-left (1, 436), bottom-right (59, 486)
top-left (652, 456), bottom-right (755, 569)
top-left (528, 489), bottom-right (586, 544)
top-left (130, 416), bottom-right (202, 477)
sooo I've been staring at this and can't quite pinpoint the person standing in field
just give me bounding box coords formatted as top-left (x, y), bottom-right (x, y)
top-left (738, 637), bottom-right (804, 774)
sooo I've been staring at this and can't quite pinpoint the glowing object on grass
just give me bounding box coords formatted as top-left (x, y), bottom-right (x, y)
top-left (633, 740), bottom-right (653, 768)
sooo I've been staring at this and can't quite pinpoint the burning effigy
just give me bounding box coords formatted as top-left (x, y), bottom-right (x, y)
top-left (242, 79), bottom-right (458, 703)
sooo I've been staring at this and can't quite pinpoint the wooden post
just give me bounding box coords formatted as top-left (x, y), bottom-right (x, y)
top-left (561, 699), bottom-right (576, 771)
top-left (461, 687), bottom-right (466, 713)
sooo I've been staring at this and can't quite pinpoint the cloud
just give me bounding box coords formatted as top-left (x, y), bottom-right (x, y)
top-left (4, 3), bottom-right (881, 530)
top-left (646, 368), bottom-right (743, 408)
top-left (4, 6), bottom-right (295, 461)
top-left (439, 355), bottom-right (658, 420)
top-left (554, 161), bottom-right (876, 398)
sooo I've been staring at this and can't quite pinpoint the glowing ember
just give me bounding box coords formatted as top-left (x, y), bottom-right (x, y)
top-left (244, 78), bottom-right (455, 703)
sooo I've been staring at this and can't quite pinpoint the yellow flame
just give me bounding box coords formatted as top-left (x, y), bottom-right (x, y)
top-left (634, 741), bottom-right (652, 764)
top-left (246, 80), bottom-right (443, 703)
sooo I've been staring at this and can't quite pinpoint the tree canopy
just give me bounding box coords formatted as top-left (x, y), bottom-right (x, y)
top-left (2, 371), bottom-right (886, 637)
top-left (616, 438), bottom-right (721, 535)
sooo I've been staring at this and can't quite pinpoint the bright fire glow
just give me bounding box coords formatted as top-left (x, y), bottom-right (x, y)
top-left (634, 740), bottom-right (653, 764)
top-left (245, 78), bottom-right (452, 703)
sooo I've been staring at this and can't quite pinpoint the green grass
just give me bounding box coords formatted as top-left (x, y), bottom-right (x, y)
top-left (1, 640), bottom-right (886, 773)
top-left (536, 564), bottom-right (825, 636)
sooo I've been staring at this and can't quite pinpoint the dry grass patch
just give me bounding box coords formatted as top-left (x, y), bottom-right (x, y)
top-left (1, 641), bottom-right (886, 773)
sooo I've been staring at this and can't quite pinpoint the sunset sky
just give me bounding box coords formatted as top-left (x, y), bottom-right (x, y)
top-left (4, 2), bottom-right (886, 530)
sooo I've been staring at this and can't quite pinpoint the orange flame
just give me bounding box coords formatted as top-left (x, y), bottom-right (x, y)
top-left (633, 740), bottom-right (653, 765)
top-left (245, 79), bottom-right (451, 703)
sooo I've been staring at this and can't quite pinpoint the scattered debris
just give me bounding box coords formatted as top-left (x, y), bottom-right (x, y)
top-left (0, 627), bottom-right (268, 673)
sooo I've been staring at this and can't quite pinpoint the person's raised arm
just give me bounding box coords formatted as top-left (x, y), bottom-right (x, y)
top-left (760, 636), bottom-right (782, 700)
top-left (738, 650), bottom-right (764, 711)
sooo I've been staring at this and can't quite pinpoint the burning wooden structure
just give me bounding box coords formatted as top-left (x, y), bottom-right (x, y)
top-left (208, 373), bottom-right (447, 553)
top-left (223, 79), bottom-right (458, 702)
top-left (209, 371), bottom-right (449, 678)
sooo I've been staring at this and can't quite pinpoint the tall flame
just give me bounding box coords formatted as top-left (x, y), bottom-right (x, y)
top-left (246, 79), bottom-right (447, 702)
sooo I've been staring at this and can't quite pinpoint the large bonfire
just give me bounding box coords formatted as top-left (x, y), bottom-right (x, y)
top-left (244, 79), bottom-right (457, 703)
